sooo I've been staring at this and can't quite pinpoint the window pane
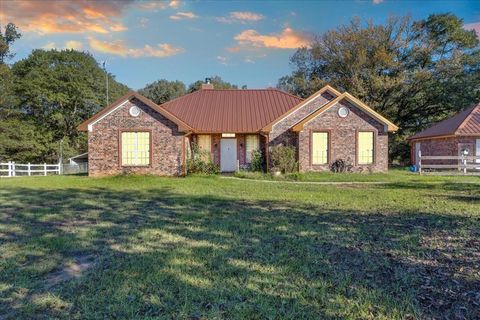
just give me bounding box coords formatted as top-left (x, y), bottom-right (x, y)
top-left (312, 132), bottom-right (328, 165)
top-left (246, 135), bottom-right (259, 163)
top-left (197, 135), bottom-right (211, 161)
top-left (358, 132), bottom-right (374, 164)
top-left (121, 132), bottom-right (150, 166)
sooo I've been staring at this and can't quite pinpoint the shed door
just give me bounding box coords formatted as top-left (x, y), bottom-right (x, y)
top-left (221, 139), bottom-right (237, 172)
top-left (476, 139), bottom-right (480, 168)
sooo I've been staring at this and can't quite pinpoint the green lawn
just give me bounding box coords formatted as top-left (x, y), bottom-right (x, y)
top-left (0, 173), bottom-right (479, 319)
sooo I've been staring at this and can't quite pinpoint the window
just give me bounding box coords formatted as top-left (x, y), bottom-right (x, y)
top-left (197, 135), bottom-right (211, 161)
top-left (121, 132), bottom-right (150, 166)
top-left (358, 131), bottom-right (374, 164)
top-left (245, 135), bottom-right (259, 163)
top-left (312, 132), bottom-right (329, 165)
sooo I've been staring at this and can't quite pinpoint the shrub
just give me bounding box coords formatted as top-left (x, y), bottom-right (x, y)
top-left (249, 149), bottom-right (264, 172)
top-left (330, 159), bottom-right (353, 173)
top-left (186, 142), bottom-right (219, 175)
top-left (270, 145), bottom-right (298, 174)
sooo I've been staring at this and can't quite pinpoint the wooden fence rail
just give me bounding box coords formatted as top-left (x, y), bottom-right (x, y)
top-left (417, 150), bottom-right (480, 175)
top-left (0, 162), bottom-right (60, 177)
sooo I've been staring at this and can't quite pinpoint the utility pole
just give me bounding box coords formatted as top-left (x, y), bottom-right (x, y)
top-left (103, 60), bottom-right (109, 106)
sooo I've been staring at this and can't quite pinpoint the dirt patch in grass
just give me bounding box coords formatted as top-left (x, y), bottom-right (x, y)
top-left (45, 254), bottom-right (96, 287)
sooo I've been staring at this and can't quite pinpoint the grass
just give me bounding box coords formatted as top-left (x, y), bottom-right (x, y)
top-left (0, 172), bottom-right (479, 319)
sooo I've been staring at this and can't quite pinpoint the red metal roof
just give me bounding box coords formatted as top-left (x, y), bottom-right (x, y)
top-left (161, 89), bottom-right (303, 133)
top-left (409, 103), bottom-right (480, 140)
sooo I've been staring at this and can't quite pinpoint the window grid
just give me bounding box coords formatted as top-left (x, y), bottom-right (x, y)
top-left (121, 132), bottom-right (150, 166)
top-left (358, 131), bottom-right (374, 164)
top-left (246, 135), bottom-right (259, 163)
top-left (312, 132), bottom-right (329, 165)
top-left (197, 135), bottom-right (211, 161)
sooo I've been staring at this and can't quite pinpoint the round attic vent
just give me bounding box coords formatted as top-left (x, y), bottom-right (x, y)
top-left (129, 106), bottom-right (141, 117)
top-left (338, 106), bottom-right (349, 118)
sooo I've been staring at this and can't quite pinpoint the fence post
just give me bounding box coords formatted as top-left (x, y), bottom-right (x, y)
top-left (58, 162), bottom-right (62, 175)
top-left (7, 161), bottom-right (11, 177)
top-left (12, 162), bottom-right (15, 177)
top-left (44, 163), bottom-right (47, 176)
top-left (462, 154), bottom-right (467, 175)
top-left (418, 150), bottom-right (422, 175)
top-left (28, 162), bottom-right (31, 176)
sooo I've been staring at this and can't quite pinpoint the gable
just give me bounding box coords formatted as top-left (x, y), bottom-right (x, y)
top-left (77, 91), bottom-right (192, 132)
top-left (291, 93), bottom-right (398, 132)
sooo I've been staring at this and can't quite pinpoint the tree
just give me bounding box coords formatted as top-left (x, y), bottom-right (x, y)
top-left (139, 79), bottom-right (186, 104)
top-left (11, 49), bottom-right (129, 147)
top-left (278, 14), bottom-right (480, 163)
top-left (0, 23), bottom-right (21, 63)
top-left (188, 76), bottom-right (238, 92)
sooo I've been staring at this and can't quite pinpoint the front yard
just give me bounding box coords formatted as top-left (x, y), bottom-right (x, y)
top-left (0, 173), bottom-right (479, 319)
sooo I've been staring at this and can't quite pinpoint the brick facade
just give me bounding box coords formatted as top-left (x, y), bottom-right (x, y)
top-left (269, 92), bottom-right (335, 147)
top-left (298, 100), bottom-right (389, 172)
top-left (411, 137), bottom-right (479, 165)
top-left (88, 98), bottom-right (185, 176)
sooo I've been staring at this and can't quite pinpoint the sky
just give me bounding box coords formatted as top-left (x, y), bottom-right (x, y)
top-left (1, 0), bottom-right (479, 90)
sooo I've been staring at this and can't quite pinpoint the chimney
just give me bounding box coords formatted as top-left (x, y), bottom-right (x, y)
top-left (201, 77), bottom-right (214, 90)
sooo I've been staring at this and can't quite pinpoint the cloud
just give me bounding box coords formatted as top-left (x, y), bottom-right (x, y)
top-left (41, 40), bottom-right (84, 50)
top-left (372, 0), bottom-right (384, 4)
top-left (170, 12), bottom-right (198, 20)
top-left (0, 0), bottom-right (129, 34)
top-left (217, 11), bottom-right (264, 24)
top-left (216, 55), bottom-right (228, 65)
top-left (232, 27), bottom-right (311, 50)
top-left (464, 22), bottom-right (480, 39)
top-left (139, 17), bottom-right (150, 28)
top-left (88, 38), bottom-right (184, 58)
top-left (138, 0), bottom-right (181, 10)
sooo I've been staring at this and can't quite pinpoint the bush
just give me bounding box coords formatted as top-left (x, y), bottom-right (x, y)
top-left (187, 142), bottom-right (219, 175)
top-left (249, 149), bottom-right (264, 172)
top-left (270, 145), bottom-right (298, 174)
top-left (330, 159), bottom-right (353, 173)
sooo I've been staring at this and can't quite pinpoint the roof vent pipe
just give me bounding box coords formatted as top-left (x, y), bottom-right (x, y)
top-left (201, 77), bottom-right (214, 90)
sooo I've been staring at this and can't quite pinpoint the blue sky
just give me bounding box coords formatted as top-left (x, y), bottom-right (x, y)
top-left (1, 0), bottom-right (479, 90)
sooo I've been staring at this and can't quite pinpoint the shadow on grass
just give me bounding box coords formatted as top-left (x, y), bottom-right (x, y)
top-left (0, 185), bottom-right (479, 319)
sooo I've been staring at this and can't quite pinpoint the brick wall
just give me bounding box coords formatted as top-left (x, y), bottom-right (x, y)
top-left (298, 100), bottom-right (388, 172)
top-left (411, 136), bottom-right (479, 165)
top-left (88, 98), bottom-right (184, 176)
top-left (270, 92), bottom-right (335, 147)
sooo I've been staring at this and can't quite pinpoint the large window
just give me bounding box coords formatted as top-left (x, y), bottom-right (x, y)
top-left (121, 131), bottom-right (150, 166)
top-left (246, 135), bottom-right (259, 163)
top-left (312, 132), bottom-right (329, 165)
top-left (197, 135), bottom-right (211, 161)
top-left (358, 131), bottom-right (374, 164)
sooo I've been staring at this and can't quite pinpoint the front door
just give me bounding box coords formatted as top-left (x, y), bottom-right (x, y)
top-left (221, 139), bottom-right (237, 172)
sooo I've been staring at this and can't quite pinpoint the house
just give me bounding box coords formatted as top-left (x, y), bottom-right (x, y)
top-left (408, 103), bottom-right (480, 166)
top-left (77, 82), bottom-right (398, 176)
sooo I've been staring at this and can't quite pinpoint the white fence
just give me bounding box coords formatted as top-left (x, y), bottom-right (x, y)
top-left (0, 162), bottom-right (88, 177)
top-left (417, 150), bottom-right (480, 174)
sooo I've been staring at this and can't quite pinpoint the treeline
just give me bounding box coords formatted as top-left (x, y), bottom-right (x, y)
top-left (277, 14), bottom-right (480, 162)
top-left (1, 13), bottom-right (479, 164)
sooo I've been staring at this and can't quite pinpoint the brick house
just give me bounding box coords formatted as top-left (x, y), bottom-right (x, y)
top-left (77, 83), bottom-right (398, 176)
top-left (408, 103), bottom-right (480, 166)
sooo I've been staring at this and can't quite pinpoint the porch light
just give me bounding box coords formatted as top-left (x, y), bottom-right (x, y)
top-left (222, 133), bottom-right (235, 138)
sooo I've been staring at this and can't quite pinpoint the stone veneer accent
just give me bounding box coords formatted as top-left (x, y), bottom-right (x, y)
top-left (88, 98), bottom-right (184, 176)
top-left (298, 100), bottom-right (389, 172)
top-left (411, 136), bottom-right (479, 165)
top-left (269, 92), bottom-right (335, 147)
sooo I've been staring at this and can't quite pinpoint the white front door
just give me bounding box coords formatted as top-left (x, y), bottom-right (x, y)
top-left (221, 139), bottom-right (237, 172)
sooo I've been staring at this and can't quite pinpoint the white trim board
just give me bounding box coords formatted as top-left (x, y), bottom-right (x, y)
top-left (88, 100), bottom-right (130, 132)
